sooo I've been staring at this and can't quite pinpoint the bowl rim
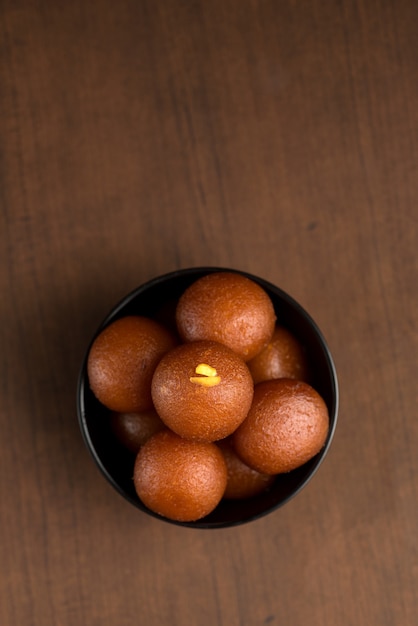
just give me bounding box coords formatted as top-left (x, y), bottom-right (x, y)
top-left (76, 266), bottom-right (339, 528)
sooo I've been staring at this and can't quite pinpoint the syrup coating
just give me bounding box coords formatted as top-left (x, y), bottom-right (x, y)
top-left (151, 340), bottom-right (254, 442)
top-left (247, 325), bottom-right (310, 384)
top-left (176, 272), bottom-right (276, 361)
top-left (133, 430), bottom-right (227, 522)
top-left (233, 379), bottom-right (329, 474)
top-left (87, 316), bottom-right (177, 412)
top-left (217, 439), bottom-right (275, 499)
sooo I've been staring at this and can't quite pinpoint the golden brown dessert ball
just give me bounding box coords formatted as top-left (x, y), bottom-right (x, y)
top-left (151, 340), bottom-right (254, 442)
top-left (176, 272), bottom-right (276, 361)
top-left (217, 439), bottom-right (276, 500)
top-left (110, 409), bottom-right (165, 454)
top-left (133, 430), bottom-right (227, 522)
top-left (87, 316), bottom-right (177, 413)
top-left (247, 325), bottom-right (310, 384)
top-left (232, 379), bottom-right (329, 475)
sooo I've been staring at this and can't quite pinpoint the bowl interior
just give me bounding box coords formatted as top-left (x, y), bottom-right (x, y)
top-left (77, 267), bottom-right (338, 528)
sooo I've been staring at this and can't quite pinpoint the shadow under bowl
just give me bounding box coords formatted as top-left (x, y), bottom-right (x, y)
top-left (77, 267), bottom-right (339, 528)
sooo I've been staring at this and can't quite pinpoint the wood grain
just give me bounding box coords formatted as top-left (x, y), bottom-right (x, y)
top-left (1, 1), bottom-right (417, 624)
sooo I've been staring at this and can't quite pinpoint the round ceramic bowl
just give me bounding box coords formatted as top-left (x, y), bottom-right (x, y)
top-left (77, 267), bottom-right (338, 528)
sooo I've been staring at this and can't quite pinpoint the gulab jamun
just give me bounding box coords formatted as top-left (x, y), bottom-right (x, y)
top-left (133, 430), bottom-right (227, 522)
top-left (110, 409), bottom-right (165, 454)
top-left (217, 439), bottom-right (276, 500)
top-left (247, 325), bottom-right (310, 384)
top-left (232, 379), bottom-right (329, 474)
top-left (176, 272), bottom-right (276, 361)
top-left (87, 316), bottom-right (177, 413)
top-left (151, 340), bottom-right (254, 442)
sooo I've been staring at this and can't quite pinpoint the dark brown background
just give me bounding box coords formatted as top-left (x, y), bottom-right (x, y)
top-left (1, 1), bottom-right (417, 624)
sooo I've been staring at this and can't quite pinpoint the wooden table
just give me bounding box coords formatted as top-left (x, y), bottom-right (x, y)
top-left (1, 2), bottom-right (417, 624)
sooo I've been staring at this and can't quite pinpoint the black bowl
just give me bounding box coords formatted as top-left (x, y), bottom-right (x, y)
top-left (77, 267), bottom-right (338, 528)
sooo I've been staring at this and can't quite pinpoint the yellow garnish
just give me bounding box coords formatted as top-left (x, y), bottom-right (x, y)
top-left (189, 376), bottom-right (221, 387)
top-left (189, 363), bottom-right (221, 387)
top-left (195, 363), bottom-right (218, 377)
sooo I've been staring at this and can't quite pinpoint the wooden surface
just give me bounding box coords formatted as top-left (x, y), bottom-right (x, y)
top-left (1, 1), bottom-right (417, 624)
